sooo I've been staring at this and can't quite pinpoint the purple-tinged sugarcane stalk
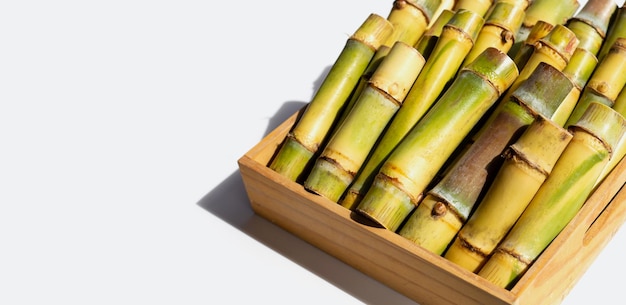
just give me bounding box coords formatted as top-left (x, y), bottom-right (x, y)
top-left (597, 5), bottom-right (626, 62)
top-left (304, 42), bottom-right (426, 202)
top-left (565, 0), bottom-right (617, 56)
top-left (355, 47), bottom-right (518, 231)
top-left (383, 0), bottom-right (442, 47)
top-left (478, 102), bottom-right (626, 289)
top-left (444, 116), bottom-right (572, 273)
top-left (398, 63), bottom-right (574, 254)
top-left (566, 37), bottom-right (626, 127)
top-left (268, 14), bottom-right (393, 182)
top-left (461, 0), bottom-right (526, 67)
top-left (340, 9), bottom-right (484, 210)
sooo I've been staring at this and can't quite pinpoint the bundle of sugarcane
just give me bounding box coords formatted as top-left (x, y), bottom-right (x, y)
top-left (397, 62), bottom-right (576, 254)
top-left (304, 41), bottom-right (426, 202)
top-left (355, 47), bottom-right (518, 231)
top-left (477, 102), bottom-right (626, 289)
top-left (340, 9), bottom-right (484, 210)
top-left (268, 14), bottom-right (393, 182)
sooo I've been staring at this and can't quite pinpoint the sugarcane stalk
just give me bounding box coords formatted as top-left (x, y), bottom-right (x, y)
top-left (339, 9), bottom-right (483, 210)
top-left (452, 0), bottom-right (494, 17)
top-left (477, 102), bottom-right (626, 289)
top-left (461, 0), bottom-right (525, 67)
top-left (304, 42), bottom-right (426, 202)
top-left (551, 47), bottom-right (599, 125)
top-left (268, 14), bottom-right (393, 182)
top-left (336, 45), bottom-right (391, 127)
top-left (565, 37), bottom-right (626, 127)
top-left (565, 0), bottom-right (617, 56)
top-left (444, 116), bottom-right (573, 272)
top-left (398, 62), bottom-right (574, 253)
top-left (511, 20), bottom-right (554, 69)
top-left (472, 24), bottom-right (579, 144)
top-left (597, 5), bottom-right (626, 62)
top-left (356, 47), bottom-right (518, 231)
top-left (414, 9), bottom-right (456, 60)
top-left (595, 78), bottom-right (626, 187)
top-left (509, 0), bottom-right (580, 59)
top-left (384, 0), bottom-right (442, 47)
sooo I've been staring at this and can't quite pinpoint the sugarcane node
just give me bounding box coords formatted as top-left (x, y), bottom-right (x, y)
top-left (444, 23), bottom-right (476, 46)
top-left (286, 132), bottom-right (318, 153)
top-left (369, 83), bottom-right (403, 107)
top-left (431, 201), bottom-right (448, 218)
top-left (319, 155), bottom-right (357, 177)
top-left (506, 146), bottom-right (550, 177)
top-left (377, 171), bottom-right (423, 206)
top-left (394, 0), bottom-right (409, 10)
top-left (500, 29), bottom-right (514, 44)
top-left (567, 125), bottom-right (613, 156)
top-left (456, 233), bottom-right (489, 258)
top-left (496, 247), bottom-right (532, 266)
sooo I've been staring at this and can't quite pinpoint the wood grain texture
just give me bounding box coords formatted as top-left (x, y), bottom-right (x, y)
top-left (238, 111), bottom-right (626, 305)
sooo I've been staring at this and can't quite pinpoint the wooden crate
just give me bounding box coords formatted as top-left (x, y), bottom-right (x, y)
top-left (237, 109), bottom-right (626, 305)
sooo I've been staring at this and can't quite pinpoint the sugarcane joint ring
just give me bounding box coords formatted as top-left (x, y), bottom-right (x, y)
top-left (431, 201), bottom-right (448, 218)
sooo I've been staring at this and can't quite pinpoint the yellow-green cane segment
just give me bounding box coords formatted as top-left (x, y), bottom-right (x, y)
top-left (336, 45), bottom-right (391, 127)
top-left (552, 47), bottom-right (599, 126)
top-left (340, 9), bottom-right (483, 210)
top-left (597, 5), bottom-right (626, 62)
top-left (269, 14), bottom-right (393, 182)
top-left (461, 0), bottom-right (525, 68)
top-left (452, 0), bottom-right (494, 17)
top-left (565, 0), bottom-right (617, 56)
top-left (566, 37), bottom-right (626, 127)
top-left (478, 102), bottom-right (626, 289)
top-left (384, 0), bottom-right (442, 47)
top-left (444, 117), bottom-right (573, 273)
top-left (414, 9), bottom-right (456, 60)
top-left (304, 42), bottom-right (426, 202)
top-left (514, 0), bottom-right (580, 48)
top-left (511, 20), bottom-right (554, 69)
top-left (357, 47), bottom-right (518, 231)
top-left (595, 85), bottom-right (626, 188)
top-left (398, 62), bottom-right (574, 254)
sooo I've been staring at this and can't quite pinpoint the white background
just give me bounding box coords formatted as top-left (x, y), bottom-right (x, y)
top-left (1, 0), bottom-right (625, 304)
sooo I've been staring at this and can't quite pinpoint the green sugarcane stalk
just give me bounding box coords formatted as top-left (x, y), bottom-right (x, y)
top-left (597, 5), bottom-right (626, 62)
top-left (356, 47), bottom-right (519, 231)
top-left (269, 14), bottom-right (393, 182)
top-left (509, 0), bottom-right (580, 59)
top-left (304, 42), bottom-right (426, 202)
top-left (452, 0), bottom-right (494, 17)
top-left (595, 73), bottom-right (626, 187)
top-left (565, 0), bottom-right (617, 56)
top-left (461, 0), bottom-right (526, 68)
top-left (398, 62), bottom-right (574, 254)
top-left (477, 102), bottom-right (626, 289)
top-left (336, 45), bottom-right (391, 127)
top-left (566, 37), bottom-right (626, 127)
top-left (444, 116), bottom-right (572, 273)
top-left (340, 9), bottom-right (484, 210)
top-left (552, 47), bottom-right (599, 125)
top-left (511, 20), bottom-right (554, 69)
top-left (384, 0), bottom-right (442, 47)
top-left (414, 9), bottom-right (456, 60)
top-left (471, 24), bottom-right (579, 147)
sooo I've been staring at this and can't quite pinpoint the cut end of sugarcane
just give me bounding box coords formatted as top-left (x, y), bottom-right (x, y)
top-left (463, 47), bottom-right (519, 96)
top-left (304, 156), bottom-right (354, 203)
top-left (398, 194), bottom-right (464, 255)
top-left (570, 102), bottom-right (626, 155)
top-left (539, 24), bottom-right (580, 62)
top-left (478, 249), bottom-right (529, 289)
top-left (351, 14), bottom-right (395, 52)
top-left (356, 173), bottom-right (417, 231)
top-left (269, 134), bottom-right (316, 182)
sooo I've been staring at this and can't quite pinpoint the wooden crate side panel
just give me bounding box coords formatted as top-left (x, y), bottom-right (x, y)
top-left (238, 156), bottom-right (516, 305)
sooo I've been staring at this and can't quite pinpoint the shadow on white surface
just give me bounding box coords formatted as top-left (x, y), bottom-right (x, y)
top-left (196, 100), bottom-right (419, 304)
